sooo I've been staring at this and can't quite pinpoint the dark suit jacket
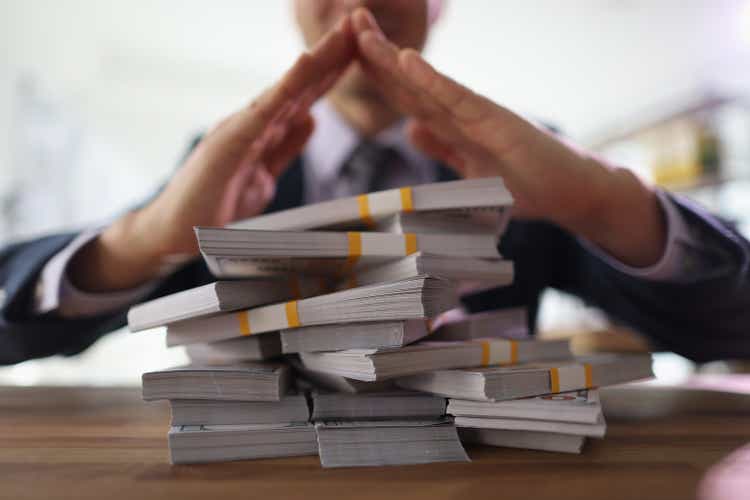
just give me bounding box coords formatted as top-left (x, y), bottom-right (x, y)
top-left (2, 156), bottom-right (750, 365)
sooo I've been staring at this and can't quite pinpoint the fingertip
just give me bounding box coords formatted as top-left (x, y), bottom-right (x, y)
top-left (357, 30), bottom-right (389, 62)
top-left (298, 113), bottom-right (316, 135)
top-left (311, 18), bottom-right (347, 56)
top-left (293, 51), bottom-right (314, 72)
top-left (352, 7), bottom-right (378, 33)
top-left (357, 29), bottom-right (384, 45)
top-left (399, 49), bottom-right (432, 85)
top-left (398, 48), bottom-right (420, 65)
top-left (335, 12), bottom-right (353, 35)
top-left (351, 8), bottom-right (367, 32)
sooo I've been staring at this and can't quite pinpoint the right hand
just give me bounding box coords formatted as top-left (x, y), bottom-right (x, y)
top-left (69, 16), bottom-right (356, 292)
top-left (351, 8), bottom-right (667, 269)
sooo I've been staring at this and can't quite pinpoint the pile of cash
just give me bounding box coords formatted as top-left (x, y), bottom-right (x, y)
top-left (131, 178), bottom-right (653, 466)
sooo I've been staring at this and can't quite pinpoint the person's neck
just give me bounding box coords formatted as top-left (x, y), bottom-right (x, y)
top-left (327, 94), bottom-right (402, 138)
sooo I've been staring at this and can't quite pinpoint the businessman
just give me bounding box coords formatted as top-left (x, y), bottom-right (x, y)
top-left (1, 2), bottom-right (749, 365)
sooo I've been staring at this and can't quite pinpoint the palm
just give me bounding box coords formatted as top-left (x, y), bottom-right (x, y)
top-left (138, 18), bottom-right (356, 257)
top-left (352, 9), bottom-right (612, 232)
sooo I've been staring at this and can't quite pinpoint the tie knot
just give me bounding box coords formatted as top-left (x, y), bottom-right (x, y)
top-left (339, 141), bottom-right (402, 195)
top-left (343, 141), bottom-right (395, 177)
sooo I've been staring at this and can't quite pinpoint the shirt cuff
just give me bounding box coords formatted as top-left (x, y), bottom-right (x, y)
top-left (34, 228), bottom-right (159, 318)
top-left (579, 189), bottom-right (695, 282)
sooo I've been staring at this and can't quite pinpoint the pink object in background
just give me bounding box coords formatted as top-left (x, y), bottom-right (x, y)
top-left (698, 443), bottom-right (750, 500)
top-left (428, 0), bottom-right (444, 24)
top-left (429, 307), bottom-right (468, 331)
top-left (685, 375), bottom-right (750, 395)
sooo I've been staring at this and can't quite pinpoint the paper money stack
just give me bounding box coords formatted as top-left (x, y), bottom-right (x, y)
top-left (454, 389), bottom-right (604, 454)
top-left (141, 363), bottom-right (317, 464)
top-left (129, 178), bottom-right (654, 466)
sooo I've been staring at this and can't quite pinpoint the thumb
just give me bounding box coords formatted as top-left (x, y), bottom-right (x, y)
top-left (236, 166), bottom-right (276, 221)
top-left (407, 120), bottom-right (467, 176)
top-left (216, 162), bottom-right (263, 225)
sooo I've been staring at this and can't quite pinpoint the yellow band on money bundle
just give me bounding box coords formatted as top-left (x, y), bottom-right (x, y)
top-left (477, 339), bottom-right (519, 366)
top-left (357, 187), bottom-right (415, 227)
top-left (549, 364), bottom-right (594, 393)
top-left (346, 231), bottom-right (419, 265)
top-left (347, 232), bottom-right (362, 264)
top-left (237, 300), bottom-right (301, 336)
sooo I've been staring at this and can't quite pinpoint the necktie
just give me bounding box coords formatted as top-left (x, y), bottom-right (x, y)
top-left (332, 141), bottom-right (403, 199)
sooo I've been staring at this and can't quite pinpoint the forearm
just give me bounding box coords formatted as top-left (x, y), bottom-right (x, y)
top-left (567, 160), bottom-right (667, 269)
top-left (567, 193), bottom-right (750, 361)
top-left (67, 211), bottom-right (164, 293)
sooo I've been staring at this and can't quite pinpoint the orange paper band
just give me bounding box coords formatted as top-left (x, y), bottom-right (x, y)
top-left (238, 311), bottom-right (251, 336)
top-left (285, 301), bottom-right (300, 328)
top-left (404, 233), bottom-right (418, 255)
top-left (480, 341), bottom-right (490, 366)
top-left (357, 195), bottom-right (374, 227)
top-left (509, 341), bottom-right (519, 364)
top-left (584, 364), bottom-right (593, 388)
top-left (549, 367), bottom-right (561, 393)
top-left (347, 232), bottom-right (362, 264)
top-left (400, 187), bottom-right (414, 212)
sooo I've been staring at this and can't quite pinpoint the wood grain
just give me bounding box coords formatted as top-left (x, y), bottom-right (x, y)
top-left (1, 385), bottom-right (749, 500)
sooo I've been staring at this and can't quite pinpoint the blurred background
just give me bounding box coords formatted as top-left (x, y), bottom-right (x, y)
top-left (1, 0), bottom-right (749, 386)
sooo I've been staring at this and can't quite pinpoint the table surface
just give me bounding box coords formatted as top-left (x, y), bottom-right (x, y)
top-left (2, 384), bottom-right (750, 500)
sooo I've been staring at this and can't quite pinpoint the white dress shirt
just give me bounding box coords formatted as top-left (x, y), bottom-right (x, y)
top-left (34, 100), bottom-right (710, 317)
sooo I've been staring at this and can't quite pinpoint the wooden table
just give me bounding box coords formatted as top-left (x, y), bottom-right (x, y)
top-left (2, 385), bottom-right (749, 500)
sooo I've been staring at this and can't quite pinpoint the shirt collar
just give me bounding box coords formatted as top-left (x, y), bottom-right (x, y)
top-left (303, 100), bottom-right (433, 186)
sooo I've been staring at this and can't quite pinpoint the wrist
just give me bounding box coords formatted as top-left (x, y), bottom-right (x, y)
top-left (575, 164), bottom-right (667, 268)
top-left (68, 211), bottom-right (164, 293)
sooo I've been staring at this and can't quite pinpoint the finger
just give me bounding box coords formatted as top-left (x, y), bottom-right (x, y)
top-left (198, 22), bottom-right (352, 182)
top-left (307, 15), bottom-right (356, 79)
top-left (397, 49), bottom-right (534, 156)
top-left (410, 120), bottom-right (506, 179)
top-left (235, 166), bottom-right (276, 220)
top-left (356, 30), bottom-right (446, 121)
top-left (216, 161), bottom-right (261, 225)
top-left (296, 65), bottom-right (347, 113)
top-left (407, 121), bottom-right (467, 174)
top-left (352, 10), bottom-right (420, 94)
top-left (354, 12), bottom-right (527, 158)
top-left (222, 16), bottom-right (354, 144)
top-left (267, 64), bottom-right (346, 135)
top-left (398, 49), bottom-right (492, 123)
top-left (352, 8), bottom-right (446, 118)
top-left (263, 114), bottom-right (315, 177)
top-left (272, 15), bottom-right (355, 109)
top-left (351, 6), bottom-right (376, 34)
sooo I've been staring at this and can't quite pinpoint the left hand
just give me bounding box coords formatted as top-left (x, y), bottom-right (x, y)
top-left (350, 8), bottom-right (666, 268)
top-left (68, 17), bottom-right (357, 292)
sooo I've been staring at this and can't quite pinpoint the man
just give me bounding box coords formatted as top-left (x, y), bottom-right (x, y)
top-left (1, 2), bottom-right (748, 365)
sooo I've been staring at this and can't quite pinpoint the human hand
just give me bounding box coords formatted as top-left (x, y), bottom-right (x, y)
top-left (351, 7), bottom-right (666, 268)
top-left (69, 16), bottom-right (357, 291)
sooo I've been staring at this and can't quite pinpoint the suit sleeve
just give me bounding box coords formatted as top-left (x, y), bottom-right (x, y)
top-left (0, 233), bottom-right (211, 365)
top-left (0, 233), bottom-right (122, 364)
top-left (0, 135), bottom-right (207, 366)
top-left (465, 193), bottom-right (750, 363)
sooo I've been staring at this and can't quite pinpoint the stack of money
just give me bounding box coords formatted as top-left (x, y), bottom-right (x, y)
top-left (453, 389), bottom-right (604, 454)
top-left (141, 363), bottom-right (316, 464)
top-left (128, 178), bottom-right (654, 467)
